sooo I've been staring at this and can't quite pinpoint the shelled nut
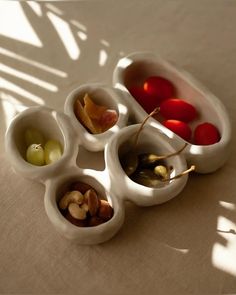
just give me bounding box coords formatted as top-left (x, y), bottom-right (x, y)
top-left (68, 203), bottom-right (87, 220)
top-left (58, 181), bottom-right (114, 227)
top-left (84, 189), bottom-right (100, 216)
top-left (59, 190), bottom-right (84, 210)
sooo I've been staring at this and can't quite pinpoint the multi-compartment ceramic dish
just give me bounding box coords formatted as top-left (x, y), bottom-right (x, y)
top-left (5, 52), bottom-right (231, 244)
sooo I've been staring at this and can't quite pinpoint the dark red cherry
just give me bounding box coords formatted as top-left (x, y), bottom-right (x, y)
top-left (194, 122), bottom-right (220, 145)
top-left (163, 119), bottom-right (192, 141)
top-left (160, 98), bottom-right (197, 122)
top-left (143, 76), bottom-right (175, 103)
top-left (129, 86), bottom-right (158, 113)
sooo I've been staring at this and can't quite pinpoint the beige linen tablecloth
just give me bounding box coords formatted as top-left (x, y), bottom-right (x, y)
top-left (0, 1), bottom-right (236, 294)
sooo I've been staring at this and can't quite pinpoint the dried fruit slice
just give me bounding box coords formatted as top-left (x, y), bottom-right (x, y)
top-left (74, 98), bottom-right (101, 134)
top-left (74, 94), bottom-right (118, 134)
top-left (84, 93), bottom-right (107, 120)
top-left (99, 109), bottom-right (118, 132)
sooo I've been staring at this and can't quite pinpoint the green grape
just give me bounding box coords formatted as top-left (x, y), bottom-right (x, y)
top-left (44, 140), bottom-right (62, 165)
top-left (26, 144), bottom-right (45, 166)
top-left (25, 128), bottom-right (44, 147)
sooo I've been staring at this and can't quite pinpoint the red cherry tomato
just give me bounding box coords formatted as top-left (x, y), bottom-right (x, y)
top-left (160, 98), bottom-right (197, 122)
top-left (194, 122), bottom-right (220, 145)
top-left (128, 86), bottom-right (158, 113)
top-left (163, 119), bottom-right (192, 141)
top-left (143, 76), bottom-right (175, 103)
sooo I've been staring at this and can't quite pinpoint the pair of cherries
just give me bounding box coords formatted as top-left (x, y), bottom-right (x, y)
top-left (129, 76), bottom-right (220, 145)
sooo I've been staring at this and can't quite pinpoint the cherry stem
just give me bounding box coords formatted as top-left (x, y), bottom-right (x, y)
top-left (161, 165), bottom-right (196, 182)
top-left (153, 142), bottom-right (188, 161)
top-left (133, 107), bottom-right (160, 148)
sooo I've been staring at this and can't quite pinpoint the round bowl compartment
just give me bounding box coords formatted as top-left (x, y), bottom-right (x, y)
top-left (44, 171), bottom-right (125, 244)
top-left (105, 124), bottom-right (188, 206)
top-left (5, 106), bottom-right (78, 182)
top-left (64, 83), bottom-right (129, 152)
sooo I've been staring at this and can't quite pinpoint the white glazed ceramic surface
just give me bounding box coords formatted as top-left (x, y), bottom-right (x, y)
top-left (4, 53), bottom-right (231, 244)
top-left (64, 84), bottom-right (129, 152)
top-left (105, 124), bottom-right (188, 206)
top-left (4, 106), bottom-right (79, 182)
top-left (113, 52), bottom-right (231, 173)
top-left (44, 168), bottom-right (125, 244)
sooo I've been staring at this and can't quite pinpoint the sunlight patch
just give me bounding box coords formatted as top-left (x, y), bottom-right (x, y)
top-left (219, 201), bottom-right (236, 211)
top-left (70, 19), bottom-right (87, 32)
top-left (47, 12), bottom-right (80, 60)
top-left (0, 77), bottom-right (44, 105)
top-left (27, 1), bottom-right (42, 17)
top-left (100, 39), bottom-right (110, 47)
top-left (99, 49), bottom-right (108, 66)
top-left (212, 216), bottom-right (236, 277)
top-left (0, 92), bottom-right (27, 127)
top-left (0, 2), bottom-right (42, 47)
top-left (45, 3), bottom-right (63, 16)
top-left (0, 47), bottom-right (67, 78)
top-left (77, 31), bottom-right (87, 41)
top-left (0, 63), bottom-right (58, 92)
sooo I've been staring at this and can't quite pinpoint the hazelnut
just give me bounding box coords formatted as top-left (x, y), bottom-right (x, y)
top-left (98, 200), bottom-right (113, 221)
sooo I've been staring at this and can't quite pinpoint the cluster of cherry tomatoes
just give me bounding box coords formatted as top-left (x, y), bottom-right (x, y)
top-left (128, 76), bottom-right (220, 145)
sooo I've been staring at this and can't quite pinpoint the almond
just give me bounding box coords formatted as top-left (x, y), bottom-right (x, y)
top-left (84, 189), bottom-right (100, 216)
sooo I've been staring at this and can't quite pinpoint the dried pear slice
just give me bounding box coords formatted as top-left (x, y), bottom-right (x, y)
top-left (99, 109), bottom-right (118, 132)
top-left (84, 93), bottom-right (107, 120)
top-left (74, 98), bottom-right (99, 134)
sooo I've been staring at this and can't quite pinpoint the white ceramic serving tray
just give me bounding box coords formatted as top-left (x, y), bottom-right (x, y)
top-left (5, 52), bottom-right (231, 244)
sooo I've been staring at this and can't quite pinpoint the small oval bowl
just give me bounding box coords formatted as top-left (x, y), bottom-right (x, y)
top-left (113, 52), bottom-right (231, 173)
top-left (44, 169), bottom-right (125, 244)
top-left (64, 83), bottom-right (129, 152)
top-left (5, 106), bottom-right (78, 182)
top-left (105, 124), bottom-right (188, 206)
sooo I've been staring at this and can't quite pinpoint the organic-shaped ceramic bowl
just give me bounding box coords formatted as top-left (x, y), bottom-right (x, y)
top-left (113, 52), bottom-right (231, 173)
top-left (4, 106), bottom-right (78, 182)
top-left (5, 105), bottom-right (125, 244)
top-left (44, 168), bottom-right (125, 244)
top-left (64, 83), bottom-right (129, 152)
top-left (4, 52), bottom-right (231, 244)
top-left (105, 124), bottom-right (188, 206)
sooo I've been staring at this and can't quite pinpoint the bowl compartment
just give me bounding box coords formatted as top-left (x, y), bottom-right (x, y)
top-left (44, 171), bottom-right (125, 244)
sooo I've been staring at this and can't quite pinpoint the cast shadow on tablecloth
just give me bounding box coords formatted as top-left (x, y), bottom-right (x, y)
top-left (0, 1), bottom-right (235, 294)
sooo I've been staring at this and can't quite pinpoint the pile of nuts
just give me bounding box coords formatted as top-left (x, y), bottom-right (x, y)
top-left (58, 181), bottom-right (114, 227)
